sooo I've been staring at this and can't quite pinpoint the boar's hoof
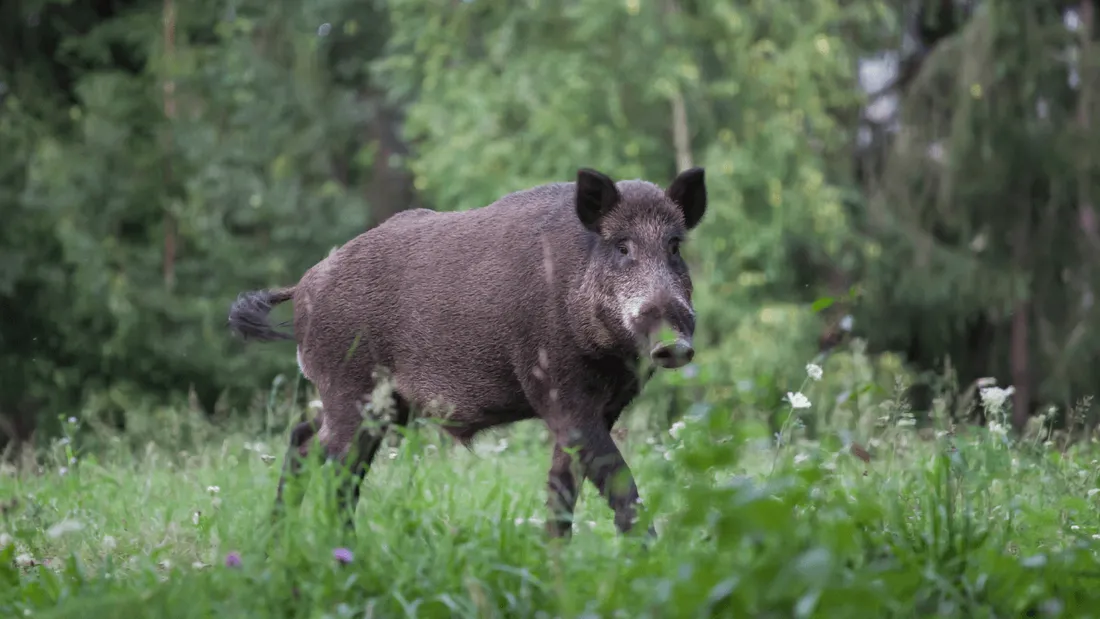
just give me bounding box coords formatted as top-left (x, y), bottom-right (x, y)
top-left (649, 338), bottom-right (694, 369)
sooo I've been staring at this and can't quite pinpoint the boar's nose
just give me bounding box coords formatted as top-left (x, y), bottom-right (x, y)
top-left (650, 337), bottom-right (695, 369)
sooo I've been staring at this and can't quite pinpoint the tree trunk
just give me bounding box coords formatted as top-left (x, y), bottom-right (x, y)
top-left (1010, 214), bottom-right (1032, 433)
top-left (364, 92), bottom-right (419, 229)
top-left (162, 0), bottom-right (177, 290)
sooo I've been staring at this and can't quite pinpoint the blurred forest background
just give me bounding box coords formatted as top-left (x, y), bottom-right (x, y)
top-left (2, 0), bottom-right (1099, 456)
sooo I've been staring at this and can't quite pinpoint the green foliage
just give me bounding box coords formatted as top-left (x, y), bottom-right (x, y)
top-left (854, 0), bottom-right (1100, 418)
top-left (0, 0), bottom-right (385, 432)
top-left (381, 0), bottom-right (877, 289)
top-left (3, 388), bottom-right (1100, 617)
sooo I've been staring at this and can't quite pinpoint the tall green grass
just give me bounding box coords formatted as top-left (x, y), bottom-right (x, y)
top-left (3, 378), bottom-right (1100, 617)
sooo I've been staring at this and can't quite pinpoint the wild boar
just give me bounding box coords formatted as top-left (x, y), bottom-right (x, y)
top-left (227, 166), bottom-right (707, 538)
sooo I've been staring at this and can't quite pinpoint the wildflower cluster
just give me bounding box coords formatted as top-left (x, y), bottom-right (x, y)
top-left (786, 363), bottom-right (823, 410)
top-left (979, 381), bottom-right (1016, 438)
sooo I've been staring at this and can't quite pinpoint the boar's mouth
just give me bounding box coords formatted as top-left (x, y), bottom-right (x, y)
top-left (648, 336), bottom-right (695, 369)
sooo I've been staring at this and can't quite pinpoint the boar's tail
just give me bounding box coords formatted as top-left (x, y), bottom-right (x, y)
top-left (227, 286), bottom-right (296, 343)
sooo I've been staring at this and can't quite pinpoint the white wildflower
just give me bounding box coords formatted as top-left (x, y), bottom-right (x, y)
top-left (979, 385), bottom-right (1015, 410)
top-left (664, 448), bottom-right (676, 461)
top-left (308, 399), bottom-right (324, 411)
top-left (58, 438), bottom-right (70, 446)
top-left (0, 533), bottom-right (12, 548)
top-left (192, 511), bottom-right (201, 526)
top-left (15, 553), bottom-right (34, 567)
top-left (206, 485), bottom-right (220, 495)
top-left (192, 561), bottom-right (209, 570)
top-left (787, 392), bottom-right (811, 409)
top-left (46, 519), bottom-right (83, 539)
top-left (988, 421), bottom-right (1009, 437)
top-left (102, 535), bottom-right (117, 551)
top-left (260, 454), bottom-right (276, 465)
top-left (805, 363), bottom-right (823, 381)
top-left (1088, 488), bottom-right (1100, 498)
top-left (793, 453), bottom-right (810, 465)
top-left (669, 420), bottom-right (687, 440)
top-left (58, 467), bottom-right (68, 476)
top-left (67, 417), bottom-right (77, 425)
top-left (839, 315), bottom-right (854, 332)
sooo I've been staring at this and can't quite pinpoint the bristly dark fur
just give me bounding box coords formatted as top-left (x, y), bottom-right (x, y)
top-left (235, 167), bottom-right (708, 541)
top-left (227, 288), bottom-right (295, 342)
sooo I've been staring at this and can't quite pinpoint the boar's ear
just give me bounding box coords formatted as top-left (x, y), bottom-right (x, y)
top-left (666, 167), bottom-right (707, 230)
top-left (575, 168), bottom-right (621, 233)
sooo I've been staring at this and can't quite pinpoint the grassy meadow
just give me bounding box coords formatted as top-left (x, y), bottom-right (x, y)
top-left (7, 1), bottom-right (1100, 617)
top-left (3, 358), bottom-right (1100, 618)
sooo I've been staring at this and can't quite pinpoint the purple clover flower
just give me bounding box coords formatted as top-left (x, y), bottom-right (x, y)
top-left (332, 547), bottom-right (353, 564)
top-left (225, 551), bottom-right (242, 568)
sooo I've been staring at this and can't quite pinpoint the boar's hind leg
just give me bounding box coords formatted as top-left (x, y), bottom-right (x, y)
top-left (321, 391), bottom-right (411, 531)
top-left (273, 417), bottom-right (322, 521)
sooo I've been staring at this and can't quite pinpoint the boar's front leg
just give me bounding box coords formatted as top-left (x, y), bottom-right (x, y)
top-left (547, 420), bottom-right (649, 536)
top-left (545, 442), bottom-right (582, 538)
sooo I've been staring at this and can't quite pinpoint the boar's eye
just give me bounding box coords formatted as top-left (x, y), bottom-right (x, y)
top-left (616, 240), bottom-right (631, 256)
top-left (669, 238), bottom-right (682, 256)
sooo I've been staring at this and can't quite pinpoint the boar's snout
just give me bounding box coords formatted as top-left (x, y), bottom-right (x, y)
top-left (628, 294), bottom-right (696, 369)
top-left (650, 336), bottom-right (694, 369)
